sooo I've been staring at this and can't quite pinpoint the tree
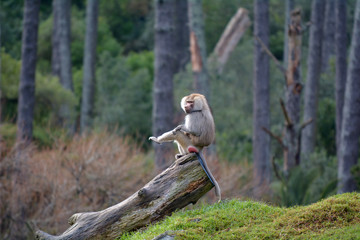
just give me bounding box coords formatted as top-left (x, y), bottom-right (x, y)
top-left (174, 0), bottom-right (190, 72)
top-left (321, 0), bottom-right (336, 72)
top-left (335, 0), bottom-right (347, 163)
top-left (57, 0), bottom-right (75, 133)
top-left (80, 0), bottom-right (99, 133)
top-left (301, 0), bottom-right (325, 155)
top-left (51, 0), bottom-right (60, 77)
top-left (337, 0), bottom-right (360, 194)
top-left (253, 0), bottom-right (270, 197)
top-left (188, 0), bottom-right (209, 98)
top-left (283, 0), bottom-right (294, 67)
top-left (283, 8), bottom-right (303, 172)
top-left (153, 0), bottom-right (179, 169)
top-left (16, 0), bottom-right (40, 143)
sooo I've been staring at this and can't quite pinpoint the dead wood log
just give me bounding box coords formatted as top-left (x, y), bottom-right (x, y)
top-left (35, 154), bottom-right (214, 240)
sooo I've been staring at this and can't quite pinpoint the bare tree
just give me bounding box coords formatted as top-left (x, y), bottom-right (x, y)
top-left (301, 0), bottom-right (325, 155)
top-left (253, 0), bottom-right (270, 197)
top-left (174, 0), bottom-right (190, 72)
top-left (57, 0), bottom-right (75, 134)
top-left (337, 0), bottom-right (360, 194)
top-left (188, 0), bottom-right (209, 98)
top-left (80, 0), bottom-right (99, 133)
top-left (51, 0), bottom-right (60, 77)
top-left (335, 0), bottom-right (347, 163)
top-left (283, 8), bottom-right (303, 172)
top-left (16, 0), bottom-right (40, 143)
top-left (321, 0), bottom-right (336, 72)
top-left (283, 0), bottom-right (294, 67)
top-left (153, 0), bottom-right (178, 169)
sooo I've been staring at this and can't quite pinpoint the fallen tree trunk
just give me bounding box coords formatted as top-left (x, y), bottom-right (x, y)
top-left (36, 154), bottom-right (213, 240)
top-left (211, 8), bottom-right (251, 73)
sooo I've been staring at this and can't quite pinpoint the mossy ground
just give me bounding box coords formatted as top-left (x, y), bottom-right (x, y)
top-left (119, 192), bottom-right (360, 240)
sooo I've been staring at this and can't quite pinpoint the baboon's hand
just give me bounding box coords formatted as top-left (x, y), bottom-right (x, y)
top-left (172, 125), bottom-right (183, 135)
top-left (148, 136), bottom-right (161, 144)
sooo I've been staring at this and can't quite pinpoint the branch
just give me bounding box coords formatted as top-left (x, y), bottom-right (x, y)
top-left (271, 156), bottom-right (283, 182)
top-left (36, 154), bottom-right (214, 240)
top-left (254, 35), bottom-right (286, 74)
top-left (301, 21), bottom-right (312, 34)
top-left (280, 98), bottom-right (293, 126)
top-left (262, 127), bottom-right (285, 149)
top-left (212, 8), bottom-right (251, 73)
top-left (300, 118), bottom-right (313, 130)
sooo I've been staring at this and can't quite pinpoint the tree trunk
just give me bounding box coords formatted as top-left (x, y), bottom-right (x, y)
top-left (56, 0), bottom-right (76, 134)
top-left (337, 0), bottom-right (360, 194)
top-left (16, 0), bottom-right (40, 143)
top-left (301, 0), bottom-right (325, 155)
top-left (188, 0), bottom-right (209, 98)
top-left (321, 0), bottom-right (335, 73)
top-left (335, 0), bottom-right (347, 163)
top-left (35, 154), bottom-right (214, 240)
top-left (252, 0), bottom-right (270, 197)
top-left (283, 8), bottom-right (302, 172)
top-left (153, 0), bottom-right (178, 170)
top-left (174, 0), bottom-right (190, 72)
top-left (80, 0), bottom-right (99, 133)
top-left (51, 0), bottom-right (60, 77)
top-left (283, 0), bottom-right (294, 67)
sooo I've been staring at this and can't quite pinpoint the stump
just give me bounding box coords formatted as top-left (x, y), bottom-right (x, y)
top-left (36, 153), bottom-right (214, 240)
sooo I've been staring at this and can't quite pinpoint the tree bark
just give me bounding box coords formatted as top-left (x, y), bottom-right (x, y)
top-left (16, 0), bottom-right (40, 143)
top-left (188, 0), bottom-right (209, 98)
top-left (301, 0), bottom-right (325, 155)
top-left (57, 0), bottom-right (76, 134)
top-left (174, 0), bottom-right (190, 72)
top-left (283, 0), bottom-right (294, 67)
top-left (252, 0), bottom-right (270, 197)
top-left (153, 0), bottom-right (178, 170)
top-left (335, 0), bottom-right (347, 164)
top-left (35, 154), bottom-right (214, 240)
top-left (51, 0), bottom-right (61, 77)
top-left (80, 0), bottom-right (99, 133)
top-left (283, 8), bottom-right (302, 172)
top-left (337, 0), bottom-right (360, 194)
top-left (321, 0), bottom-right (335, 72)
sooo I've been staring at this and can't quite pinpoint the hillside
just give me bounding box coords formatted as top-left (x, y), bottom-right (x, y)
top-left (119, 192), bottom-right (360, 240)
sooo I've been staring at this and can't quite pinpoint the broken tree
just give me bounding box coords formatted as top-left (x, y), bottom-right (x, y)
top-left (255, 8), bottom-right (312, 175)
top-left (36, 154), bottom-right (214, 240)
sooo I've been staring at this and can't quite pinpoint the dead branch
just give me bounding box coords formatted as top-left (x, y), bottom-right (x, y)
top-left (212, 8), bottom-right (251, 73)
top-left (271, 156), bottom-right (283, 182)
top-left (254, 35), bottom-right (286, 74)
top-left (36, 154), bottom-right (214, 240)
top-left (280, 98), bottom-right (293, 126)
top-left (300, 118), bottom-right (313, 130)
top-left (262, 127), bottom-right (286, 149)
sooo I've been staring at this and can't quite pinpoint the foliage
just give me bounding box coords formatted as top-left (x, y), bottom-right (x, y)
top-left (351, 163), bottom-right (360, 190)
top-left (95, 51), bottom-right (154, 143)
top-left (271, 151), bottom-right (337, 207)
top-left (119, 193), bottom-right (360, 240)
top-left (1, 50), bottom-right (21, 99)
top-left (99, 0), bottom-right (152, 52)
top-left (1, 51), bottom-right (77, 124)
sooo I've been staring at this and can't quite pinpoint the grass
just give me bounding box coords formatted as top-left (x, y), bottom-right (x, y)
top-left (119, 192), bottom-right (360, 240)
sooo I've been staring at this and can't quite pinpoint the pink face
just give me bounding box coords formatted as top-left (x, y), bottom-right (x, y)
top-left (184, 100), bottom-right (194, 113)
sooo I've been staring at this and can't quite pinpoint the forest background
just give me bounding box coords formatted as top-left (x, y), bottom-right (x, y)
top-left (1, 0), bottom-right (360, 239)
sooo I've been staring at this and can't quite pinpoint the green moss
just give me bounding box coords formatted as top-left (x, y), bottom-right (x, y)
top-left (119, 193), bottom-right (360, 240)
